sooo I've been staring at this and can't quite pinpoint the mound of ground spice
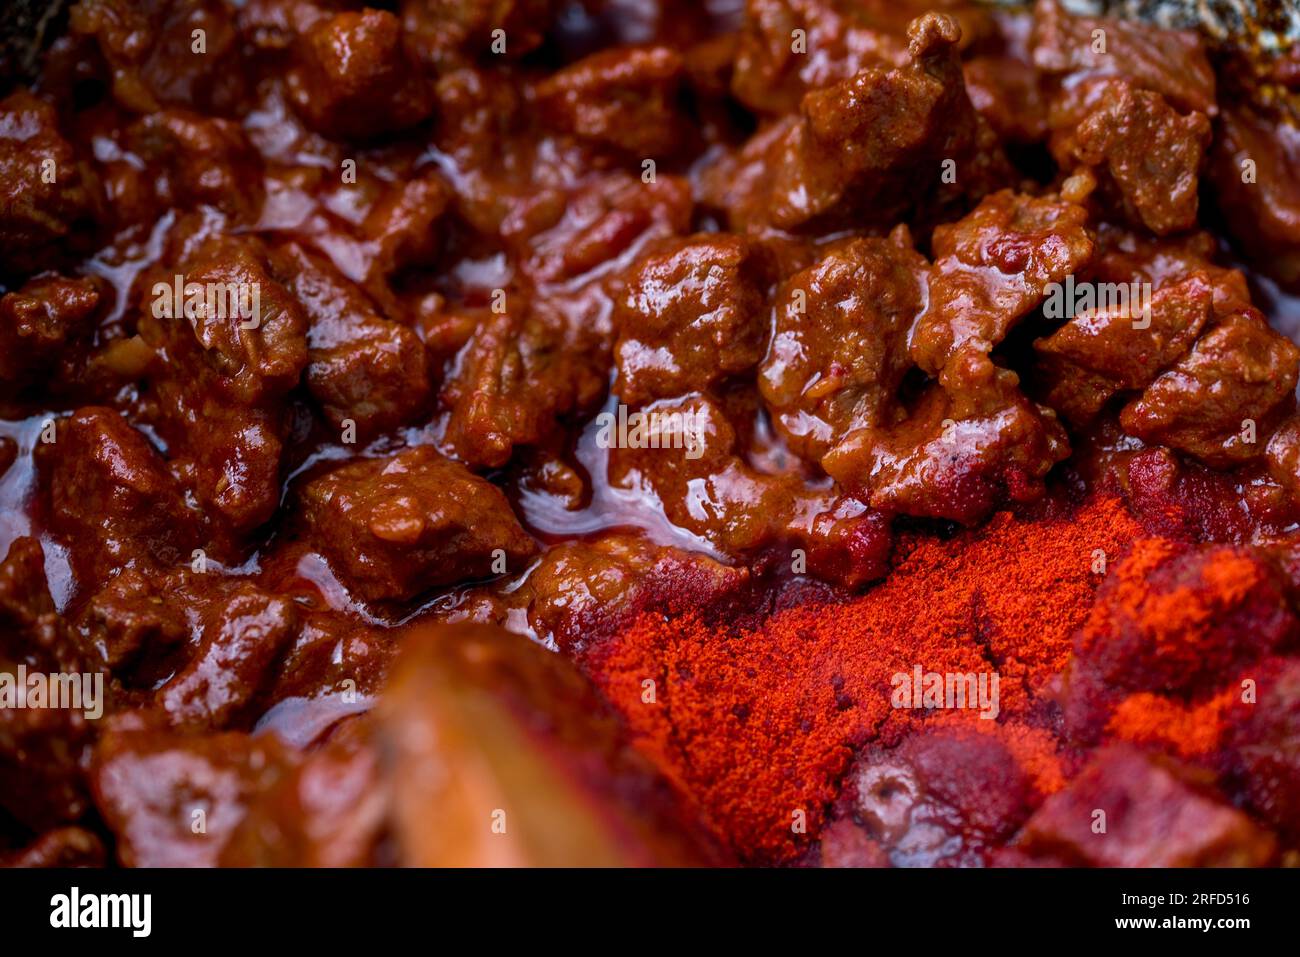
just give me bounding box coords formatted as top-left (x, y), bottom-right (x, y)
top-left (1105, 687), bottom-right (1244, 758)
top-left (579, 495), bottom-right (1147, 864)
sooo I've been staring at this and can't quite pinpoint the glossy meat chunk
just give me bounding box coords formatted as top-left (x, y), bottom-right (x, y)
top-left (75, 567), bottom-right (191, 673)
top-left (138, 232), bottom-right (308, 543)
top-left (359, 170), bottom-right (452, 289)
top-left (1120, 313), bottom-right (1300, 466)
top-left (759, 231), bottom-right (926, 460)
top-left (286, 9), bottom-right (433, 139)
top-left (440, 306), bottom-right (609, 469)
top-left (124, 109), bottom-right (265, 223)
top-left (1035, 272), bottom-right (1214, 424)
top-left (1030, 0), bottom-right (1216, 115)
top-left (91, 729), bottom-right (297, 867)
top-left (607, 392), bottom-right (891, 579)
top-left (69, 0), bottom-right (247, 113)
top-left (0, 91), bottom-right (100, 277)
top-left (825, 359), bottom-right (1069, 525)
top-left (1210, 102), bottom-right (1300, 286)
top-left (299, 446), bottom-right (537, 602)
top-left (141, 233), bottom-right (308, 404)
top-left (730, 0), bottom-right (909, 115)
top-left (1069, 84), bottom-right (1211, 236)
top-left (0, 275), bottom-right (103, 396)
top-left (911, 189), bottom-right (1093, 376)
top-left (401, 0), bottom-right (556, 66)
top-left (36, 407), bottom-right (197, 585)
top-left (535, 46), bottom-right (687, 158)
top-left (155, 582), bottom-right (299, 730)
top-left (220, 719), bottom-right (386, 866)
top-left (446, 534), bottom-right (753, 652)
top-left (279, 243), bottom-right (431, 437)
top-left (0, 538), bottom-right (98, 831)
top-left (730, 14), bottom-right (1007, 232)
top-left (616, 235), bottom-right (771, 405)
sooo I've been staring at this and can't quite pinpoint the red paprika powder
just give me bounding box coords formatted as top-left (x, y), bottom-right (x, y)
top-left (581, 495), bottom-right (1157, 863)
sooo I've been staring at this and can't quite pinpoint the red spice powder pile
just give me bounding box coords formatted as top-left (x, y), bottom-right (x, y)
top-left (582, 495), bottom-right (1147, 863)
top-left (1076, 536), bottom-right (1291, 757)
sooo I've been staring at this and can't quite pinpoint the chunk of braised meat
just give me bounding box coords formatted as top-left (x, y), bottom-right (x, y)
top-left (1062, 541), bottom-right (1293, 741)
top-left (1034, 272), bottom-right (1213, 424)
top-left (1090, 223), bottom-right (1251, 314)
top-left (430, 66), bottom-right (692, 273)
top-left (0, 275), bottom-right (103, 397)
top-left (234, 0), bottom-right (331, 49)
top-left (286, 8), bottom-right (433, 140)
top-left (439, 305), bottom-right (608, 469)
top-left (0, 537), bottom-right (89, 675)
top-left (426, 64), bottom-right (520, 225)
top-left (1209, 101), bottom-right (1300, 287)
top-left (0, 827), bottom-right (106, 868)
top-left (911, 189), bottom-right (1093, 376)
top-left (0, 91), bottom-right (100, 278)
top-left (1013, 746), bottom-right (1274, 867)
top-left (400, 0), bottom-right (556, 67)
top-left (827, 726), bottom-right (1038, 868)
top-left (798, 500), bottom-right (895, 591)
top-left (964, 58), bottom-right (1045, 145)
top-left (1119, 312), bottom-right (1300, 467)
top-left (0, 538), bottom-right (99, 831)
top-left (91, 728), bottom-right (297, 867)
top-left (359, 169), bottom-right (451, 294)
top-left (961, 9), bottom-right (1047, 144)
top-left (758, 230), bottom-right (926, 461)
top-left (446, 534), bottom-right (752, 653)
top-left (615, 235), bottom-right (770, 405)
top-left (278, 243), bottom-right (431, 437)
top-left (36, 408), bottom-right (197, 586)
top-left (825, 358), bottom-right (1069, 525)
top-left (1267, 415), bottom-right (1300, 507)
top-left (139, 232), bottom-right (308, 542)
top-left (719, 14), bottom-right (1008, 233)
top-left (521, 536), bottom-right (751, 651)
top-left (155, 582), bottom-right (299, 731)
top-left (69, 0), bottom-right (248, 113)
top-left (122, 109), bottom-right (264, 224)
top-left (1224, 660), bottom-right (1300, 844)
top-left (508, 171), bottom-right (693, 286)
top-left (604, 394), bottom-right (789, 557)
top-left (299, 446), bottom-right (537, 603)
top-left (141, 233), bottom-right (308, 406)
top-left (1120, 447), bottom-right (1295, 544)
top-left (221, 718), bottom-right (386, 865)
top-left (261, 611), bottom-right (395, 719)
top-left (1067, 84), bottom-right (1211, 236)
top-left (75, 566), bottom-right (190, 674)
top-left (74, 559), bottom-right (306, 732)
top-left (174, 405), bottom-right (288, 548)
top-left (731, 0), bottom-right (946, 115)
top-left (380, 622), bottom-right (730, 865)
top-left (1030, 0), bottom-right (1216, 116)
top-left (607, 393), bottom-right (891, 582)
top-left (535, 47), bottom-right (688, 159)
